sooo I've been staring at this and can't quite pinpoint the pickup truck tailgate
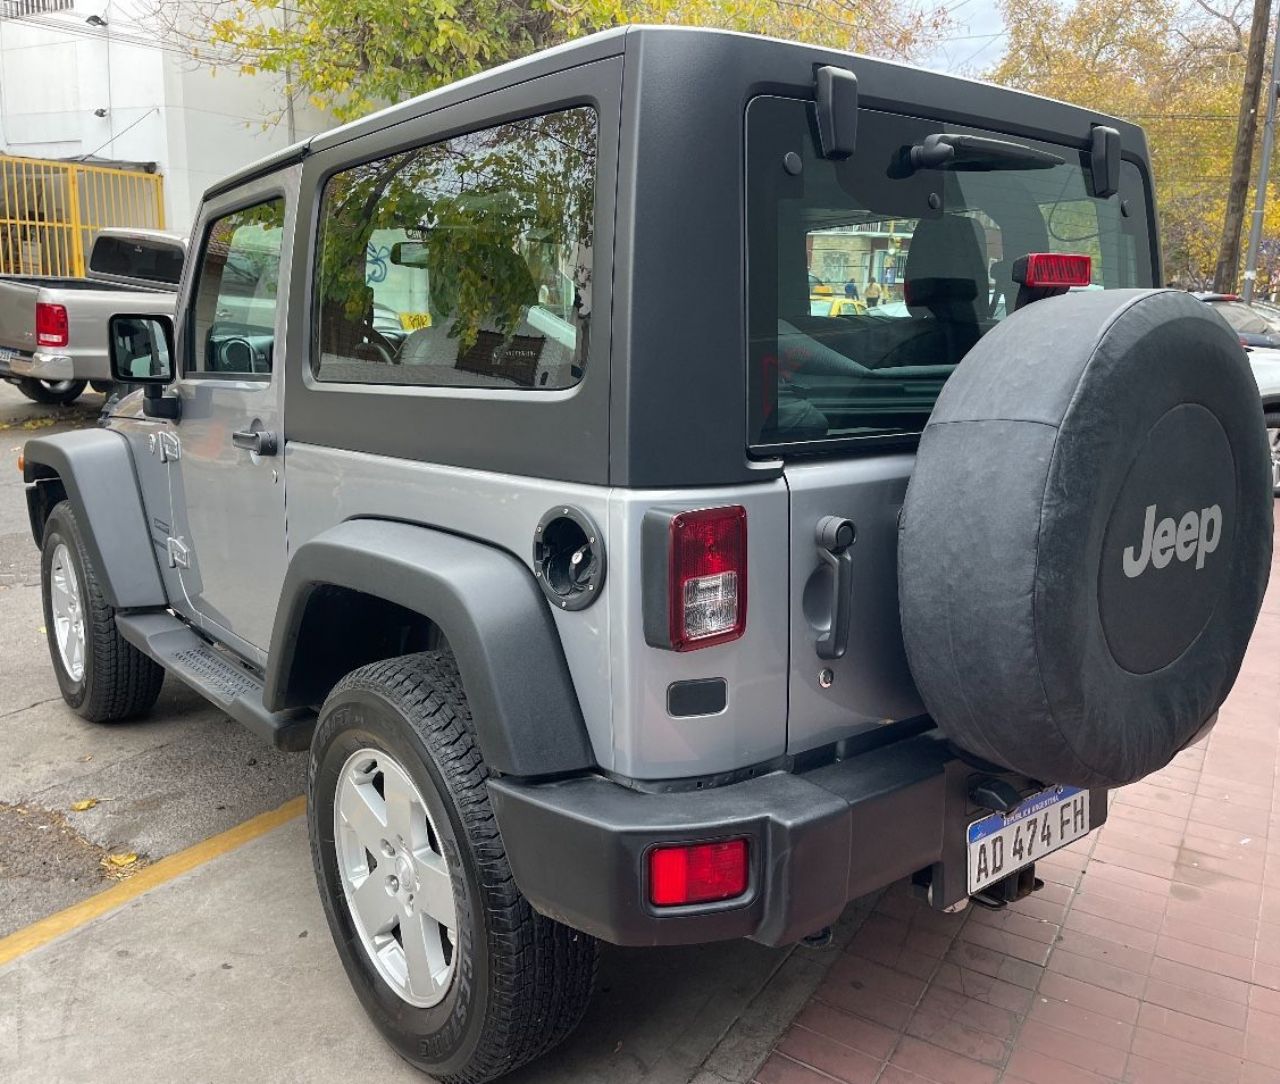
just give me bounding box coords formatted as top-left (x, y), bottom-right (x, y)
top-left (0, 278), bottom-right (37, 353)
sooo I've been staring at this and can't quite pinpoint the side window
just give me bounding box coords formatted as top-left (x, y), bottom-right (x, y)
top-left (188, 198), bottom-right (286, 377)
top-left (313, 107), bottom-right (597, 389)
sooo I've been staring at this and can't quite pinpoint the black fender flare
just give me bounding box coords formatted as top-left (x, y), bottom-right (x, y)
top-left (23, 430), bottom-right (167, 610)
top-left (264, 518), bottom-right (596, 779)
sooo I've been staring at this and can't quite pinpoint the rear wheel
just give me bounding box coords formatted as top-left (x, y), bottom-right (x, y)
top-left (17, 378), bottom-right (87, 405)
top-left (39, 501), bottom-right (164, 721)
top-left (308, 651), bottom-right (598, 1083)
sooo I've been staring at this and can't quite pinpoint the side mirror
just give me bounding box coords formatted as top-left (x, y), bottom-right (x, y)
top-left (390, 240), bottom-right (429, 269)
top-left (108, 314), bottom-right (180, 419)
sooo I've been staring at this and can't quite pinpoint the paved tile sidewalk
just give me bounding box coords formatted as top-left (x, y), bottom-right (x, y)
top-left (754, 511), bottom-right (1280, 1084)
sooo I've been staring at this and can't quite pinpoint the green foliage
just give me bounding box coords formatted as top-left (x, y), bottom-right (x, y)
top-left (202, 0), bottom-right (949, 124)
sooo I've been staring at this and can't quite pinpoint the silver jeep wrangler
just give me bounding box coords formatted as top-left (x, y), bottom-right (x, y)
top-left (22, 26), bottom-right (1274, 1083)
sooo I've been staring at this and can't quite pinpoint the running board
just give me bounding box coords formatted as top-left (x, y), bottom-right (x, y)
top-left (115, 611), bottom-right (315, 752)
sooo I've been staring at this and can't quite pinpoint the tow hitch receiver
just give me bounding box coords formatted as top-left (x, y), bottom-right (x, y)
top-left (970, 864), bottom-right (1042, 910)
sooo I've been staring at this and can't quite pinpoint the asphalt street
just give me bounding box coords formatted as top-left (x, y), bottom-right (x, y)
top-left (0, 383), bottom-right (305, 934)
top-left (0, 379), bottom-right (840, 1084)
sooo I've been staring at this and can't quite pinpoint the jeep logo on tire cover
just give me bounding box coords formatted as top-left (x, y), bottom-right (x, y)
top-left (1122, 503), bottom-right (1222, 578)
top-left (1097, 402), bottom-right (1236, 675)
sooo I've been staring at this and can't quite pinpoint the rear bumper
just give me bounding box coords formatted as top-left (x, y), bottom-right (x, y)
top-left (489, 731), bottom-right (1108, 947)
top-left (9, 351), bottom-right (75, 380)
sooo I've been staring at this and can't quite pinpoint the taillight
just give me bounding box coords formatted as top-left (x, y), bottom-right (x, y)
top-left (649, 839), bottom-right (749, 907)
top-left (1014, 252), bottom-right (1092, 289)
top-left (36, 303), bottom-right (68, 348)
top-left (668, 506), bottom-right (747, 651)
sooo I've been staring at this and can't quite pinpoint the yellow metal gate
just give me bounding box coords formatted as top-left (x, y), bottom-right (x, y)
top-left (0, 156), bottom-right (165, 278)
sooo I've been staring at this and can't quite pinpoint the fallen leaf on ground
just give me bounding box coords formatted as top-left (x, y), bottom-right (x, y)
top-left (20, 417), bottom-right (56, 429)
top-left (103, 852), bottom-right (138, 869)
top-left (70, 798), bottom-right (99, 812)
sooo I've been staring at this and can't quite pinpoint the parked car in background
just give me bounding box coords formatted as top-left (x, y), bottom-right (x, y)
top-left (1195, 293), bottom-right (1280, 349)
top-left (0, 228), bottom-right (185, 405)
top-left (809, 283), bottom-right (867, 317)
top-left (1244, 343), bottom-right (1280, 494)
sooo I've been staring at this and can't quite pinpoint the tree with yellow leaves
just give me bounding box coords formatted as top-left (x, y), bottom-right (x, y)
top-left (988, 0), bottom-right (1270, 289)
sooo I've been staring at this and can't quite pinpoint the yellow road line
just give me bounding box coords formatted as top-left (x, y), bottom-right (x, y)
top-left (0, 794), bottom-right (306, 968)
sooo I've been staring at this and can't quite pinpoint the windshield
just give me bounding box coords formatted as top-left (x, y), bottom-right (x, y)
top-left (747, 99), bottom-right (1155, 450)
top-left (1213, 301), bottom-right (1275, 337)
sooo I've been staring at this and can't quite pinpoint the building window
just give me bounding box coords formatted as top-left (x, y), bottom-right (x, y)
top-left (1, 0), bottom-right (75, 18)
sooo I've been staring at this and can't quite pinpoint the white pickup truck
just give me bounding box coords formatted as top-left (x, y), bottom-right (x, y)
top-left (0, 228), bottom-right (185, 405)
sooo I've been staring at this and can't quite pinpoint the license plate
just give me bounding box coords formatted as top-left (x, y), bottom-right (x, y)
top-left (398, 311), bottom-right (433, 330)
top-left (0, 348), bottom-right (14, 372)
top-left (967, 786), bottom-right (1090, 894)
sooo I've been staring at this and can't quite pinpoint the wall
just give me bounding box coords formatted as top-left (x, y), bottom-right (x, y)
top-left (0, 0), bottom-right (333, 234)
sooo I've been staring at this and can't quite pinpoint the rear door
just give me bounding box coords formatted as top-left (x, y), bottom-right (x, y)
top-left (165, 173), bottom-right (295, 663)
top-left (745, 97), bottom-right (1156, 755)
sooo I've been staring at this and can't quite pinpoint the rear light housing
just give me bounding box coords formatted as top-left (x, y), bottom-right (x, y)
top-left (1012, 252), bottom-right (1092, 289)
top-left (36, 302), bottom-right (69, 348)
top-left (648, 839), bottom-right (749, 907)
top-left (642, 505), bottom-right (747, 651)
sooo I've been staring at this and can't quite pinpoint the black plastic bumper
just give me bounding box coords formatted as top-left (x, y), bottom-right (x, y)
top-left (488, 731), bottom-right (1108, 947)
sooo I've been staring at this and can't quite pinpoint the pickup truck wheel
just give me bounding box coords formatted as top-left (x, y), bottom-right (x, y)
top-left (39, 501), bottom-right (164, 722)
top-left (308, 651), bottom-right (598, 1083)
top-left (17, 378), bottom-right (87, 406)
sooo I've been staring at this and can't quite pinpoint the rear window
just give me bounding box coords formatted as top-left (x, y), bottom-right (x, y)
top-left (88, 235), bottom-right (184, 285)
top-left (747, 98), bottom-right (1154, 451)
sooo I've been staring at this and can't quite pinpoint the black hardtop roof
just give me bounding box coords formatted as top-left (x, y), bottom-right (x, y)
top-left (203, 25), bottom-right (1148, 201)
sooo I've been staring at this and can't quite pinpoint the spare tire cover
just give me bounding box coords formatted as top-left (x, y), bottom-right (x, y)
top-left (898, 289), bottom-right (1273, 788)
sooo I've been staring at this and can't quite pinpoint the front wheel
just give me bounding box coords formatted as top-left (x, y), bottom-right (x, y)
top-left (39, 501), bottom-right (164, 721)
top-left (17, 378), bottom-right (87, 405)
top-left (308, 652), bottom-right (597, 1083)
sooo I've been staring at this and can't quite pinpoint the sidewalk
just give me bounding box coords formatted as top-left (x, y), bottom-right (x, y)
top-left (751, 512), bottom-right (1280, 1084)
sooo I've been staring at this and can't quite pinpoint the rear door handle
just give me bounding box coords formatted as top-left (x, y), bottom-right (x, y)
top-left (815, 516), bottom-right (856, 660)
top-left (231, 428), bottom-right (278, 456)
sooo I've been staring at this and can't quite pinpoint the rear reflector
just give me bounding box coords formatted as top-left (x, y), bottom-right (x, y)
top-left (669, 506), bottom-right (747, 651)
top-left (1014, 253), bottom-right (1092, 289)
top-left (649, 840), bottom-right (749, 906)
top-left (36, 302), bottom-right (69, 348)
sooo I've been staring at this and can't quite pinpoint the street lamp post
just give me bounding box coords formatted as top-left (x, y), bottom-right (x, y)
top-left (1244, 14), bottom-right (1280, 302)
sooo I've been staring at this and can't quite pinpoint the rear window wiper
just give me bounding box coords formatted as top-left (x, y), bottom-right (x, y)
top-left (906, 133), bottom-right (1064, 173)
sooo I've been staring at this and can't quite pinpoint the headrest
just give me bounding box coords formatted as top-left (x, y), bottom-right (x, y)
top-left (904, 216), bottom-right (988, 321)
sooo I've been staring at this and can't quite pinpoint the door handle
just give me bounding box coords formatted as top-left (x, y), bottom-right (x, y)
top-left (815, 516), bottom-right (856, 660)
top-left (232, 428), bottom-right (278, 456)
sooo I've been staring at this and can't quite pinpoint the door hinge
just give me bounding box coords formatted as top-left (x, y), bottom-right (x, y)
top-left (166, 535), bottom-right (190, 569)
top-left (148, 431), bottom-right (181, 462)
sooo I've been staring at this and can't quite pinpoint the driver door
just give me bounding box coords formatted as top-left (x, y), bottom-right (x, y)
top-left (165, 175), bottom-right (294, 664)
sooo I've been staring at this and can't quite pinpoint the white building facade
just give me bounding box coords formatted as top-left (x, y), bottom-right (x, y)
top-left (0, 0), bottom-right (331, 233)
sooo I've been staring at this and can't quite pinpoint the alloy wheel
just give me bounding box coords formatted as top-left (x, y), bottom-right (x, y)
top-left (49, 542), bottom-right (85, 682)
top-left (333, 748), bottom-right (458, 1008)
